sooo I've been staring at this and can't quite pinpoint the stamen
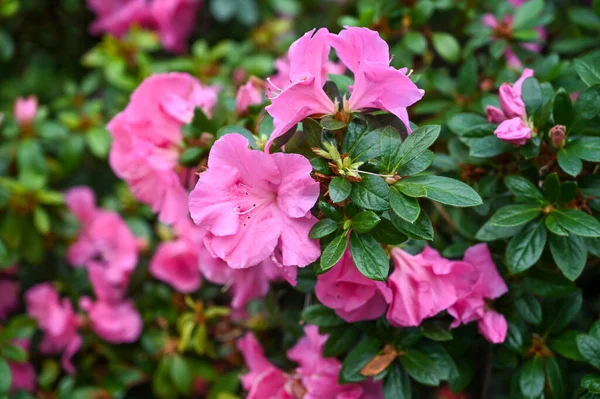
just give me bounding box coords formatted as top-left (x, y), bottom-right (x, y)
top-left (232, 204), bottom-right (256, 215)
top-left (266, 77), bottom-right (282, 92)
top-left (407, 69), bottom-right (414, 77)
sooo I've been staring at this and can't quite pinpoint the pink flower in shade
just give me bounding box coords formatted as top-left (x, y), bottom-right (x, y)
top-left (315, 249), bottom-right (392, 322)
top-left (13, 96), bottom-right (38, 126)
top-left (189, 133), bottom-right (320, 269)
top-left (287, 325), bottom-right (384, 399)
top-left (386, 246), bottom-right (475, 327)
top-left (87, 0), bottom-right (200, 54)
top-left (150, 220), bottom-right (204, 293)
top-left (8, 339), bottom-right (36, 394)
top-left (448, 244), bottom-right (508, 344)
top-left (486, 69), bottom-right (534, 146)
top-left (437, 385), bottom-right (469, 399)
top-left (237, 333), bottom-right (291, 399)
top-left (66, 187), bottom-right (139, 291)
top-left (265, 27), bottom-right (423, 150)
top-left (0, 279), bottom-right (20, 321)
top-left (79, 297), bottom-right (143, 344)
top-left (25, 284), bottom-right (82, 373)
top-left (236, 79), bottom-right (264, 115)
top-left (482, 2), bottom-right (546, 69)
top-left (108, 73), bottom-right (219, 224)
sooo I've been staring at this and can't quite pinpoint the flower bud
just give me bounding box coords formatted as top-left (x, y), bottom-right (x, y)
top-left (549, 125), bottom-right (566, 149)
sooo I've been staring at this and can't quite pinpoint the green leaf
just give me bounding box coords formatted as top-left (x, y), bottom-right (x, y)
top-left (513, 0), bottom-right (544, 30)
top-left (548, 290), bottom-right (583, 334)
top-left (323, 326), bottom-right (362, 358)
top-left (476, 220), bottom-right (523, 241)
top-left (549, 233), bottom-right (587, 281)
top-left (309, 219), bottom-right (339, 239)
top-left (349, 231), bottom-right (389, 281)
top-left (396, 151), bottom-right (434, 176)
top-left (574, 85), bottom-right (600, 120)
top-left (505, 176), bottom-right (545, 202)
top-left (390, 211), bottom-right (434, 241)
top-left (549, 330), bottom-right (585, 361)
top-left (311, 157), bottom-right (332, 175)
top-left (390, 187), bottom-right (420, 223)
top-left (545, 356), bottom-right (567, 399)
top-left (340, 337), bottom-right (381, 383)
top-left (395, 181), bottom-right (427, 198)
top-left (380, 127), bottom-right (404, 174)
top-left (469, 135), bottom-right (511, 158)
top-left (448, 113), bottom-right (487, 134)
top-left (522, 77), bottom-right (543, 116)
top-left (33, 206), bottom-right (51, 235)
top-left (553, 88), bottom-right (574, 126)
top-left (575, 59), bottom-right (600, 87)
top-left (578, 335), bottom-right (600, 369)
top-left (490, 204), bottom-right (542, 227)
top-left (393, 125), bottom-right (440, 171)
top-left (320, 232), bottom-right (348, 272)
top-left (559, 181), bottom-right (579, 204)
top-left (302, 118), bottom-right (322, 147)
top-left (170, 356), bottom-right (193, 394)
top-left (401, 176), bottom-right (482, 207)
top-left (557, 148), bottom-right (583, 177)
top-left (520, 357), bottom-right (545, 397)
top-left (401, 350), bottom-right (440, 386)
top-left (571, 137), bottom-right (600, 162)
top-left (420, 322), bottom-right (453, 342)
top-left (370, 219), bottom-right (408, 245)
top-left (582, 374), bottom-right (600, 393)
top-left (210, 0), bottom-right (238, 21)
top-left (506, 221), bottom-right (547, 273)
top-left (302, 304), bottom-right (344, 327)
top-left (515, 294), bottom-right (542, 325)
top-left (543, 173), bottom-right (561, 203)
top-left (403, 31), bottom-right (427, 54)
top-left (545, 214), bottom-right (569, 236)
top-left (553, 208), bottom-right (600, 237)
top-left (432, 32), bottom-right (460, 63)
top-left (351, 211), bottom-right (381, 234)
top-left (321, 116), bottom-right (347, 131)
top-left (350, 175), bottom-right (390, 211)
top-left (0, 358), bottom-right (11, 394)
top-left (1, 344), bottom-right (27, 363)
top-left (179, 147), bottom-right (205, 167)
top-left (329, 177), bottom-right (353, 203)
top-left (319, 201), bottom-right (342, 221)
top-left (342, 117), bottom-right (380, 162)
top-left (384, 361), bottom-right (412, 399)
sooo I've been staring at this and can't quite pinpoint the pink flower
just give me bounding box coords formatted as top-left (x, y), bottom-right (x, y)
top-left (87, 0), bottom-right (200, 53)
top-left (66, 187), bottom-right (139, 292)
top-left (437, 385), bottom-right (470, 399)
top-left (287, 325), bottom-right (383, 399)
top-left (236, 79), bottom-right (264, 115)
top-left (448, 244), bottom-right (508, 344)
top-left (8, 339), bottom-right (36, 393)
top-left (13, 96), bottom-right (38, 126)
top-left (0, 279), bottom-right (19, 321)
top-left (265, 27), bottom-right (423, 149)
top-left (189, 133), bottom-right (320, 269)
top-left (237, 333), bottom-right (290, 399)
top-left (25, 284), bottom-right (82, 373)
top-left (315, 249), bottom-right (391, 322)
top-left (486, 69), bottom-right (534, 146)
top-left (386, 246), bottom-right (474, 327)
top-left (80, 297), bottom-right (143, 343)
top-left (108, 73), bottom-right (219, 224)
top-left (150, 220), bottom-right (203, 293)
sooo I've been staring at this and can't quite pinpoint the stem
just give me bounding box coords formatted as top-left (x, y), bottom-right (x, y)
top-left (482, 346), bottom-right (493, 399)
top-left (432, 202), bottom-right (457, 232)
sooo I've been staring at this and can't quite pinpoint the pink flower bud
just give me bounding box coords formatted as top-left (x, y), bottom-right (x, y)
top-left (550, 125), bottom-right (566, 148)
top-left (14, 96), bottom-right (38, 126)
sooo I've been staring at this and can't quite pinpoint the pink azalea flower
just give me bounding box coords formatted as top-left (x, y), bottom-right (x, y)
top-left (150, 220), bottom-right (203, 293)
top-left (482, 3), bottom-right (546, 69)
top-left (87, 0), bottom-right (200, 53)
top-left (8, 339), bottom-right (36, 393)
top-left (265, 27), bottom-right (423, 150)
top-left (386, 246), bottom-right (474, 327)
top-left (237, 333), bottom-right (290, 399)
top-left (315, 249), bottom-right (392, 322)
top-left (108, 73), bottom-right (219, 224)
top-left (486, 69), bottom-right (534, 146)
top-left (236, 79), bottom-right (264, 115)
top-left (287, 325), bottom-right (383, 399)
top-left (189, 133), bottom-right (320, 269)
top-left (0, 279), bottom-right (20, 321)
top-left (25, 283), bottom-right (82, 373)
top-left (448, 244), bottom-right (508, 344)
top-left (79, 297), bottom-right (143, 344)
top-left (66, 187), bottom-right (139, 291)
top-left (13, 96), bottom-right (38, 126)
top-left (436, 385), bottom-right (470, 399)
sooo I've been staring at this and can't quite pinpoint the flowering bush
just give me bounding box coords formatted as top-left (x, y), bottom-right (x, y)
top-left (1, 0), bottom-right (600, 398)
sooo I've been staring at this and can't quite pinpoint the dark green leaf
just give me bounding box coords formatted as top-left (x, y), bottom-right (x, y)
top-left (490, 204), bottom-right (542, 227)
top-left (0, 358), bottom-right (11, 394)
top-left (476, 219), bottom-right (523, 241)
top-left (393, 125), bottom-right (440, 171)
top-left (571, 137), bottom-right (600, 162)
top-left (340, 337), bottom-right (381, 383)
top-left (520, 357), bottom-right (545, 397)
top-left (582, 374), bottom-right (600, 393)
top-left (319, 201), bottom-right (342, 221)
top-left (432, 32), bottom-right (460, 63)
top-left (320, 232), bottom-right (348, 272)
top-left (553, 208), bottom-right (600, 237)
top-left (553, 88), bottom-right (574, 126)
top-left (549, 331), bottom-right (585, 361)
top-left (311, 157), bottom-right (333, 175)
top-left (447, 113), bottom-right (488, 134)
top-left (505, 176), bottom-right (545, 202)
top-left (329, 177), bottom-right (353, 203)
top-left (549, 234), bottom-right (587, 281)
top-left (179, 147), bottom-right (205, 167)
top-left (309, 219), bottom-right (339, 239)
top-left (384, 361), bottom-right (412, 399)
top-left (546, 214), bottom-right (569, 236)
top-left (575, 85), bottom-right (600, 120)
top-left (352, 211), bottom-right (381, 234)
top-left (401, 176), bottom-right (482, 207)
top-left (390, 211), bottom-right (434, 241)
top-left (380, 126), bottom-right (403, 174)
top-left (396, 151), bottom-right (434, 176)
top-left (543, 173), bottom-right (561, 203)
top-left (321, 116), bottom-right (347, 131)
top-left (558, 148), bottom-right (583, 177)
top-left (403, 31), bottom-right (427, 55)
top-left (578, 335), bottom-right (600, 369)
top-left (515, 294), bottom-right (542, 325)
top-left (546, 356), bottom-right (567, 399)
top-left (323, 326), bottom-right (362, 358)
top-left (513, 0), bottom-right (544, 30)
top-left (395, 181), bottom-right (427, 198)
top-left (370, 218), bottom-right (409, 245)
top-left (575, 59), bottom-right (600, 87)
top-left (469, 135), bottom-right (512, 158)
top-left (349, 232), bottom-right (389, 281)
top-left (390, 187), bottom-right (420, 223)
top-left (522, 77), bottom-right (543, 116)
top-left (350, 175), bottom-right (390, 212)
top-left (401, 350), bottom-right (440, 386)
top-left (506, 221), bottom-right (547, 273)
top-left (170, 356), bottom-right (193, 394)
top-left (342, 117), bottom-right (380, 162)
top-left (548, 290), bottom-right (583, 334)
top-left (302, 304), bottom-right (344, 327)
